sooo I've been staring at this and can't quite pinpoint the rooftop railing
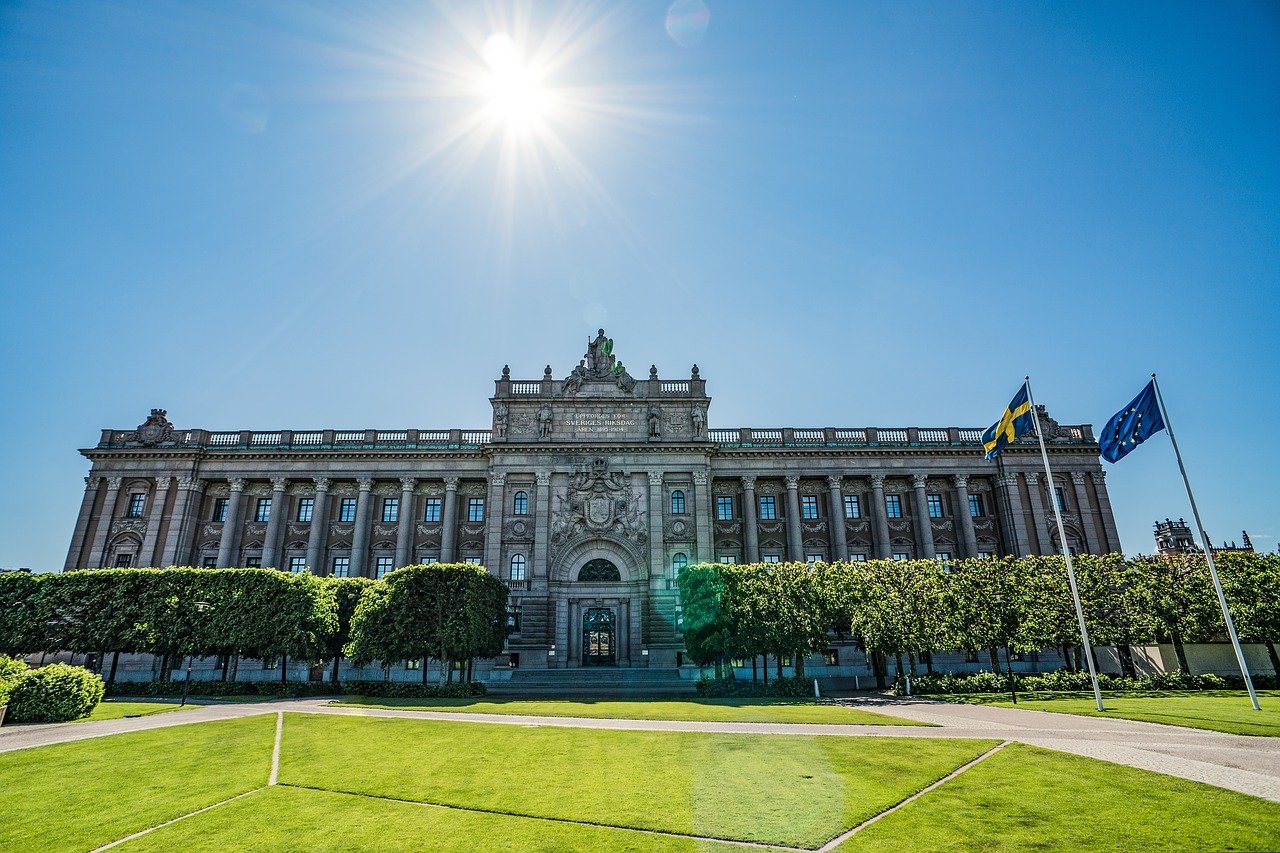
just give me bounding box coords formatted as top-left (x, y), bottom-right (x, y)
top-left (96, 428), bottom-right (493, 451)
top-left (709, 425), bottom-right (1093, 449)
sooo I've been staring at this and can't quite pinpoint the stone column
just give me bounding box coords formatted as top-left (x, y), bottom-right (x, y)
top-left (215, 479), bottom-right (246, 568)
top-left (1024, 472), bottom-right (1053, 555)
top-left (166, 477), bottom-right (205, 567)
top-left (869, 474), bottom-right (892, 559)
top-left (648, 471), bottom-right (665, 582)
top-left (139, 477), bottom-right (172, 567)
top-left (953, 475), bottom-right (979, 559)
top-left (826, 476), bottom-right (848, 562)
top-left (784, 476), bottom-right (803, 561)
top-left (87, 476), bottom-right (122, 568)
top-left (692, 470), bottom-right (712, 564)
top-left (1092, 470), bottom-right (1121, 554)
top-left (350, 478), bottom-right (374, 577)
top-left (305, 478), bottom-right (332, 573)
top-left (1071, 472), bottom-right (1100, 554)
top-left (741, 476), bottom-right (760, 563)
top-left (533, 472), bottom-right (552, 581)
top-left (396, 477), bottom-right (416, 569)
top-left (64, 477), bottom-right (101, 572)
top-left (261, 477), bottom-right (288, 569)
top-left (484, 474), bottom-right (505, 573)
top-left (996, 473), bottom-right (1032, 557)
top-left (440, 476), bottom-right (460, 563)
top-left (911, 474), bottom-right (936, 559)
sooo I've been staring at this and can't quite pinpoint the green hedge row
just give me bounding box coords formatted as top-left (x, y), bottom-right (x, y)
top-left (104, 678), bottom-right (487, 699)
top-left (694, 675), bottom-right (814, 698)
top-left (893, 668), bottom-right (1280, 696)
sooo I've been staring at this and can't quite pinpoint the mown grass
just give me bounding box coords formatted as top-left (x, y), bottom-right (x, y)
top-left (946, 689), bottom-right (1280, 737)
top-left (0, 715), bottom-right (275, 853)
top-left (331, 695), bottom-right (925, 725)
top-left (81, 700), bottom-right (188, 722)
top-left (280, 712), bottom-right (993, 847)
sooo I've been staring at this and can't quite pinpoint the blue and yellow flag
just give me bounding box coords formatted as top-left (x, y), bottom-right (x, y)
top-left (982, 382), bottom-right (1035, 460)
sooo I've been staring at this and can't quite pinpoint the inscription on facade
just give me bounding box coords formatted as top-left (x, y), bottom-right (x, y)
top-left (563, 411), bottom-right (639, 436)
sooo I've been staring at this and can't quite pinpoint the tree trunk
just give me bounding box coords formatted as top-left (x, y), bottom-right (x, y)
top-left (280, 654), bottom-right (288, 685)
top-left (108, 651), bottom-right (120, 685)
top-left (1062, 644), bottom-right (1076, 672)
top-left (796, 651), bottom-right (805, 679)
top-left (762, 657), bottom-right (769, 685)
top-left (907, 651), bottom-right (918, 678)
top-left (988, 647), bottom-right (1001, 672)
top-left (872, 650), bottom-right (887, 690)
top-left (422, 659), bottom-right (429, 685)
top-left (1171, 631), bottom-right (1190, 674)
top-left (752, 657), bottom-right (758, 682)
top-left (894, 651), bottom-right (904, 678)
top-left (1117, 644), bottom-right (1136, 679)
top-left (776, 655), bottom-right (783, 679)
top-left (1266, 641), bottom-right (1280, 676)
top-left (439, 656), bottom-right (447, 686)
top-left (330, 655), bottom-right (341, 685)
top-left (230, 654), bottom-right (240, 682)
top-left (924, 651), bottom-right (935, 675)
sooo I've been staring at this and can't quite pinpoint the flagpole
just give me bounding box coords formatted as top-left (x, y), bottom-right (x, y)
top-left (1150, 373), bottom-right (1261, 711)
top-left (1025, 376), bottom-right (1105, 712)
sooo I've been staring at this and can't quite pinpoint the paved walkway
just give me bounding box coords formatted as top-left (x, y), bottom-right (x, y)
top-left (3, 696), bottom-right (1278, 803)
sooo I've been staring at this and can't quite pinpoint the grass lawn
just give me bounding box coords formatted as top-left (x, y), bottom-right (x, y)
top-left (81, 700), bottom-right (188, 722)
top-left (839, 742), bottom-right (1280, 851)
top-left (280, 713), bottom-right (993, 847)
top-left (944, 690), bottom-right (1280, 737)
top-left (330, 695), bottom-right (926, 725)
top-left (0, 715), bottom-right (275, 853)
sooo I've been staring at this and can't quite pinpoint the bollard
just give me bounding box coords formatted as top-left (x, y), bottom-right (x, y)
top-left (905, 675), bottom-right (912, 696)
top-left (813, 678), bottom-right (820, 699)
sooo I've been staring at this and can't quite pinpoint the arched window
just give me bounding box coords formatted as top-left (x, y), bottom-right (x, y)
top-left (672, 552), bottom-right (688, 577)
top-left (670, 490), bottom-right (686, 515)
top-left (512, 491), bottom-right (528, 515)
top-left (510, 554), bottom-right (526, 581)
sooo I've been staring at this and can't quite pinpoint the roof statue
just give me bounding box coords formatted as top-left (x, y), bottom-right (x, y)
top-left (564, 328), bottom-right (635, 394)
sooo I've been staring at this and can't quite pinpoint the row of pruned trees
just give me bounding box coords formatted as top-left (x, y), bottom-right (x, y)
top-left (677, 552), bottom-right (1280, 685)
top-left (0, 564), bottom-right (509, 685)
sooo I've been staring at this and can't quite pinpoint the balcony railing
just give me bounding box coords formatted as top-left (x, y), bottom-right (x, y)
top-left (97, 427), bottom-right (493, 451)
top-left (710, 425), bottom-right (1094, 449)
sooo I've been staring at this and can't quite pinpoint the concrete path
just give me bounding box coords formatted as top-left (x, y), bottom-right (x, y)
top-left (2, 695), bottom-right (1278, 804)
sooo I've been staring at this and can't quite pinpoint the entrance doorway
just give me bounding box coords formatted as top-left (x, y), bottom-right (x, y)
top-left (582, 608), bottom-right (616, 666)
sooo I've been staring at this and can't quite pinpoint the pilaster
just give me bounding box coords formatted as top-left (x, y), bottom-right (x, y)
top-left (261, 477), bottom-right (288, 569)
top-left (826, 476), bottom-right (848, 562)
top-left (351, 478), bottom-right (374, 577)
top-left (869, 474), bottom-right (891, 559)
top-left (305, 477), bottom-right (332, 573)
top-left (139, 477), bottom-right (172, 567)
top-left (215, 478), bottom-right (246, 568)
top-left (87, 476), bottom-right (122, 568)
top-left (441, 477), bottom-right (460, 563)
top-left (784, 475), bottom-right (803, 561)
top-left (396, 477), bottom-right (417, 569)
top-left (741, 475), bottom-right (760, 563)
top-left (64, 477), bottom-right (100, 572)
top-left (911, 474), bottom-right (936, 559)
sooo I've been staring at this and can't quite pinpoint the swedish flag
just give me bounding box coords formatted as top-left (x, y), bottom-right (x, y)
top-left (982, 382), bottom-right (1035, 460)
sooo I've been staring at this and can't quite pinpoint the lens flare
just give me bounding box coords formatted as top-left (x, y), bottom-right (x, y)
top-left (479, 33), bottom-right (550, 130)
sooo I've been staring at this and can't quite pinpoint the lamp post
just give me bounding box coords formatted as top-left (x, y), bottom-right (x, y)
top-left (992, 593), bottom-right (1018, 705)
top-left (180, 600), bottom-right (211, 708)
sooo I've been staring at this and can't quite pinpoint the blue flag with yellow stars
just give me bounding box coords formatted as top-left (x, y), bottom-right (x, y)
top-left (1099, 380), bottom-right (1165, 463)
top-left (982, 382), bottom-right (1035, 460)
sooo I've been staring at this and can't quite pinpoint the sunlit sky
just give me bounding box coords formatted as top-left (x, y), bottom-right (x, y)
top-left (2, 1), bottom-right (1277, 570)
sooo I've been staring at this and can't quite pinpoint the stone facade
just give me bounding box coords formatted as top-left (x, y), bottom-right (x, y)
top-left (65, 331), bottom-right (1120, 672)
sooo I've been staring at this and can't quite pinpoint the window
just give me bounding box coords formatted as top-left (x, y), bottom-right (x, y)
top-left (730, 658), bottom-right (746, 669)
top-left (806, 554), bottom-right (823, 564)
top-left (289, 557), bottom-right (307, 574)
top-left (844, 494), bottom-right (862, 519)
top-left (718, 555), bottom-right (737, 564)
top-left (672, 553), bottom-right (687, 576)
top-left (507, 607), bottom-right (523, 632)
top-left (297, 498), bottom-right (314, 522)
top-left (381, 498), bottom-right (399, 523)
top-left (968, 494), bottom-right (985, 518)
top-left (126, 493), bottom-right (146, 518)
top-left (824, 649), bottom-right (839, 666)
top-left (716, 496), bottom-right (734, 520)
top-left (510, 554), bottom-right (527, 581)
top-left (978, 551), bottom-right (994, 559)
top-left (937, 552), bottom-right (952, 565)
top-left (423, 498), bottom-right (442, 522)
top-left (339, 498), bottom-right (357, 523)
top-left (332, 557), bottom-right (350, 578)
top-left (405, 658), bottom-right (420, 670)
top-left (892, 552), bottom-right (910, 561)
top-left (464, 557), bottom-right (483, 565)
top-left (885, 495), bottom-right (903, 518)
top-left (375, 556), bottom-right (394, 579)
top-left (1054, 487), bottom-right (1067, 512)
top-left (801, 495), bottom-right (819, 519)
top-left (114, 553), bottom-right (133, 567)
top-left (926, 494), bottom-right (944, 518)
top-left (201, 557), bottom-right (217, 568)
top-left (850, 553), bottom-right (867, 562)
top-left (763, 554), bottom-right (782, 564)
top-left (468, 498), bottom-right (485, 522)
top-left (421, 557), bottom-right (439, 565)
top-left (255, 498), bottom-right (272, 523)
top-left (212, 498), bottom-right (228, 522)
top-left (512, 491), bottom-right (528, 515)
top-left (670, 490), bottom-right (686, 514)
top-left (246, 558), bottom-right (261, 568)
top-left (758, 495), bottom-right (777, 520)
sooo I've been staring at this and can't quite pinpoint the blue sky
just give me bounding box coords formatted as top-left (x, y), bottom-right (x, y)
top-left (2, 1), bottom-right (1277, 570)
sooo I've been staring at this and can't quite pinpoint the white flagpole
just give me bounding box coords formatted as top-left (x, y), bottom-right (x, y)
top-left (1025, 376), bottom-right (1105, 712)
top-left (1150, 374), bottom-right (1261, 711)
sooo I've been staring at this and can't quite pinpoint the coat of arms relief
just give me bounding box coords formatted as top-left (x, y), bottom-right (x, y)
top-left (549, 457), bottom-right (647, 559)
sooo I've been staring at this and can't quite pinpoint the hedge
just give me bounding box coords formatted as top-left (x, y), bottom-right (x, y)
top-left (6, 662), bottom-right (105, 723)
top-left (893, 668), bottom-right (1279, 696)
top-left (104, 679), bottom-right (486, 699)
top-left (695, 675), bottom-right (813, 698)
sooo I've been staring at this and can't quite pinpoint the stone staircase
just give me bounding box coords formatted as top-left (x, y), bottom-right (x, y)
top-left (489, 667), bottom-right (694, 697)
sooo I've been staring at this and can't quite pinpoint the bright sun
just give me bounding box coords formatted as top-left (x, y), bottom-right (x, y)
top-left (479, 33), bottom-right (549, 130)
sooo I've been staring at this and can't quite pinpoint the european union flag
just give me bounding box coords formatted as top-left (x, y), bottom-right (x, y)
top-left (1099, 380), bottom-right (1165, 463)
top-left (982, 382), bottom-right (1035, 460)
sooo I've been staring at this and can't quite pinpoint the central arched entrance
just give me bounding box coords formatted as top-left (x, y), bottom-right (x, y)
top-left (582, 607), bottom-right (617, 665)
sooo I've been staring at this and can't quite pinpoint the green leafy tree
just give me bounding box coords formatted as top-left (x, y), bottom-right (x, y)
top-left (676, 564), bottom-right (735, 676)
top-left (1128, 554), bottom-right (1219, 672)
top-left (1219, 551), bottom-right (1280, 674)
top-left (321, 577), bottom-right (375, 683)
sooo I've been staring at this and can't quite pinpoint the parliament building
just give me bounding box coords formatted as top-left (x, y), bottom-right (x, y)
top-left (64, 331), bottom-right (1120, 677)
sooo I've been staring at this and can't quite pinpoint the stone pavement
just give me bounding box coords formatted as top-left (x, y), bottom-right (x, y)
top-left (2, 695), bottom-right (1277, 803)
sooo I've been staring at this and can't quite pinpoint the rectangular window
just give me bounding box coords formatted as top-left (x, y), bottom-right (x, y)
top-left (201, 557), bottom-right (217, 568)
top-left (1054, 487), bottom-right (1067, 512)
top-left (468, 498), bottom-right (485, 522)
top-left (375, 556), bottom-right (394, 579)
top-left (339, 498), bottom-right (357, 523)
top-left (255, 498), bottom-right (272, 523)
top-left (213, 498), bottom-right (228, 522)
top-left (926, 494), bottom-right (944, 518)
top-left (716, 496), bottom-right (734, 520)
top-left (762, 554), bottom-right (782, 563)
top-left (968, 494), bottom-right (984, 518)
top-left (421, 556), bottom-right (439, 565)
top-left (332, 557), bottom-right (350, 578)
top-left (382, 498), bottom-right (399, 523)
top-left (805, 554), bottom-right (823, 564)
top-left (892, 552), bottom-right (910, 561)
top-left (718, 555), bottom-right (737, 564)
top-left (114, 553), bottom-right (133, 568)
top-left (843, 494), bottom-right (861, 519)
top-left (246, 558), bottom-right (261, 568)
top-left (423, 498), bottom-right (442, 522)
top-left (824, 649), bottom-right (839, 666)
top-left (297, 498), bottom-right (314, 523)
top-left (801, 495), bottom-right (819, 520)
top-left (464, 557), bottom-right (483, 565)
top-left (127, 493), bottom-right (146, 518)
top-left (937, 552), bottom-right (951, 565)
top-left (507, 606), bottom-right (523, 633)
top-left (978, 551), bottom-right (994, 559)
top-left (885, 495), bottom-right (903, 518)
top-left (289, 557), bottom-right (307, 574)
top-left (850, 553), bottom-right (867, 562)
top-left (405, 658), bottom-right (420, 670)
top-left (758, 495), bottom-right (776, 520)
